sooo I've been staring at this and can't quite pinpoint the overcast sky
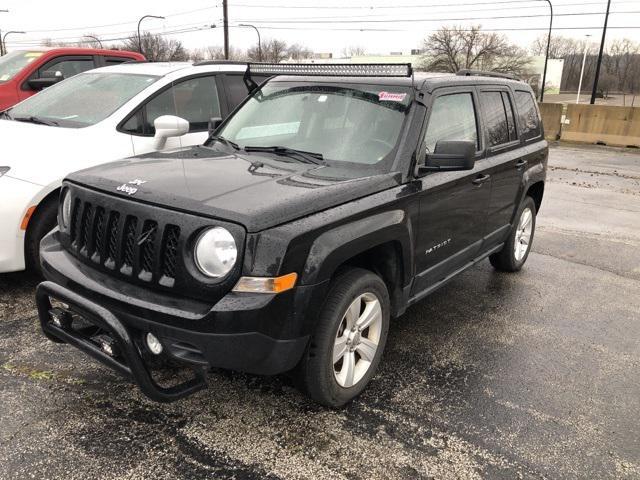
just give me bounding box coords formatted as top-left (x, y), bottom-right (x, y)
top-left (2, 0), bottom-right (639, 56)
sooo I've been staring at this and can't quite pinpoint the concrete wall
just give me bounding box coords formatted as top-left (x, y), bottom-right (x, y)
top-left (537, 103), bottom-right (640, 148)
top-left (561, 104), bottom-right (640, 148)
top-left (538, 103), bottom-right (563, 141)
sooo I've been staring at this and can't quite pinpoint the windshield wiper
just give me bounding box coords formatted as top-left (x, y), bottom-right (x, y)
top-left (13, 115), bottom-right (59, 126)
top-left (209, 135), bottom-right (240, 151)
top-left (0, 110), bottom-right (12, 120)
top-left (243, 146), bottom-right (325, 165)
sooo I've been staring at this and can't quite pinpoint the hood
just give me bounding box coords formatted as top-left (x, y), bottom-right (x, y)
top-left (0, 119), bottom-right (120, 186)
top-left (67, 146), bottom-right (401, 232)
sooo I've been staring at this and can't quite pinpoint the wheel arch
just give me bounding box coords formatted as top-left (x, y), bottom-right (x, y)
top-left (24, 186), bottom-right (61, 251)
top-left (526, 181), bottom-right (544, 213)
top-left (300, 209), bottom-right (414, 318)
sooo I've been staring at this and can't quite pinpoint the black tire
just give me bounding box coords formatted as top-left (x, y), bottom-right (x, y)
top-left (489, 196), bottom-right (537, 272)
top-left (296, 267), bottom-right (390, 408)
top-left (25, 198), bottom-right (59, 277)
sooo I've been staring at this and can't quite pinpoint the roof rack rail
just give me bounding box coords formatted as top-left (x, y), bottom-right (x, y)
top-left (193, 60), bottom-right (250, 66)
top-left (248, 62), bottom-right (413, 78)
top-left (456, 69), bottom-right (520, 81)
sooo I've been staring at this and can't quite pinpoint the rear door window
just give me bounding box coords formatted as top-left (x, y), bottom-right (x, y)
top-left (515, 90), bottom-right (542, 140)
top-left (480, 90), bottom-right (518, 148)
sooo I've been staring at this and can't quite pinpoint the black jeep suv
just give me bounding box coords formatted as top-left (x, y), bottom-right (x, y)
top-left (36, 64), bottom-right (547, 407)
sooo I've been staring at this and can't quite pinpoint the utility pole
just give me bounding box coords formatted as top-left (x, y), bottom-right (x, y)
top-left (590, 0), bottom-right (611, 105)
top-left (538, 0), bottom-right (553, 103)
top-left (0, 9), bottom-right (9, 56)
top-left (223, 0), bottom-right (229, 60)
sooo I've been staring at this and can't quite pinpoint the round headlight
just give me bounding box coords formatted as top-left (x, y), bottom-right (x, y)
top-left (61, 189), bottom-right (72, 229)
top-left (194, 227), bottom-right (237, 278)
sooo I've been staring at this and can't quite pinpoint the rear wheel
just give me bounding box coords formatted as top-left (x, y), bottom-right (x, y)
top-left (489, 196), bottom-right (537, 272)
top-left (296, 268), bottom-right (390, 407)
top-left (25, 198), bottom-right (58, 277)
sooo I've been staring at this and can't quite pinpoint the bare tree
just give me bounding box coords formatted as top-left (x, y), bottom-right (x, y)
top-left (121, 33), bottom-right (189, 62)
top-left (422, 25), bottom-right (530, 75)
top-left (194, 45), bottom-right (246, 61)
top-left (287, 43), bottom-right (313, 61)
top-left (530, 35), bottom-right (582, 59)
top-left (248, 38), bottom-right (289, 63)
top-left (341, 45), bottom-right (366, 57)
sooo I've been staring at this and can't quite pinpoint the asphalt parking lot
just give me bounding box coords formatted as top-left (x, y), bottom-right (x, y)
top-left (1, 144), bottom-right (639, 479)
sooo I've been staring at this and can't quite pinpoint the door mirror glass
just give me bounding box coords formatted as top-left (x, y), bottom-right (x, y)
top-left (418, 140), bottom-right (475, 175)
top-left (28, 71), bottom-right (64, 90)
top-left (153, 115), bottom-right (189, 148)
top-left (208, 116), bottom-right (223, 135)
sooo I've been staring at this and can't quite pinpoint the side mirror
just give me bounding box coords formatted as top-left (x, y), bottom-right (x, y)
top-left (208, 117), bottom-right (223, 135)
top-left (28, 70), bottom-right (64, 91)
top-left (417, 140), bottom-right (476, 176)
top-left (153, 115), bottom-right (189, 149)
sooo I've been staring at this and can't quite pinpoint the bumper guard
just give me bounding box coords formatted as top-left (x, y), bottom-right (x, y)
top-left (36, 281), bottom-right (207, 402)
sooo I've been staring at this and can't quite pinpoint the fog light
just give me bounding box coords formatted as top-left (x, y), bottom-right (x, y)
top-left (146, 333), bottom-right (163, 355)
top-left (49, 307), bottom-right (71, 329)
top-left (93, 334), bottom-right (118, 357)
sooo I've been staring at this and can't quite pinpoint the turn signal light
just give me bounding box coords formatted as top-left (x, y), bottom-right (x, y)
top-left (20, 206), bottom-right (36, 230)
top-left (233, 272), bottom-right (298, 294)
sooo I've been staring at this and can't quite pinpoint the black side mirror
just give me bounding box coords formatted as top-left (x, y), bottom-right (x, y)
top-left (208, 117), bottom-right (223, 135)
top-left (28, 70), bottom-right (64, 91)
top-left (417, 140), bottom-right (476, 176)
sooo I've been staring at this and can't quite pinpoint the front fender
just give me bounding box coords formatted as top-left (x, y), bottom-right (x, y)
top-left (300, 209), bottom-right (414, 286)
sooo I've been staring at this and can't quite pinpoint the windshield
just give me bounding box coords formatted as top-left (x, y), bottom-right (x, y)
top-left (7, 72), bottom-right (159, 128)
top-left (215, 82), bottom-right (412, 168)
top-left (0, 51), bottom-right (45, 83)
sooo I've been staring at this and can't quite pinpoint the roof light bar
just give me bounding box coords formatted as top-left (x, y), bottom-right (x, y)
top-left (248, 63), bottom-right (413, 78)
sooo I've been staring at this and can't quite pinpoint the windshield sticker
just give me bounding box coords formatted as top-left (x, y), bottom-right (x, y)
top-left (378, 91), bottom-right (407, 102)
top-left (317, 95), bottom-right (328, 103)
top-left (236, 122), bottom-right (301, 140)
top-left (25, 52), bottom-right (44, 58)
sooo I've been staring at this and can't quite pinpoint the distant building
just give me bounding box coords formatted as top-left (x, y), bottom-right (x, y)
top-left (523, 56), bottom-right (564, 94)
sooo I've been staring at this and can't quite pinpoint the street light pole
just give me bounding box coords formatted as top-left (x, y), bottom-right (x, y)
top-left (239, 24), bottom-right (261, 62)
top-left (539, 0), bottom-right (553, 103)
top-left (576, 35), bottom-right (591, 104)
top-left (590, 0), bottom-right (612, 105)
top-left (84, 35), bottom-right (103, 49)
top-left (2, 30), bottom-right (25, 55)
top-left (137, 15), bottom-right (165, 57)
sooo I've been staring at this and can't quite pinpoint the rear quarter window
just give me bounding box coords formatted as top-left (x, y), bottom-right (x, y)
top-left (515, 90), bottom-right (542, 140)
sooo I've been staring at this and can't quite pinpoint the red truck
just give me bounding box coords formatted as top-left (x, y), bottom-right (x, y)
top-left (0, 47), bottom-right (145, 111)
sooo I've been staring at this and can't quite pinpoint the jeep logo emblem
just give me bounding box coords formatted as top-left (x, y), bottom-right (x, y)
top-left (116, 179), bottom-right (147, 196)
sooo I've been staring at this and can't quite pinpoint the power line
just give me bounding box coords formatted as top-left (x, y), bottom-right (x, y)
top-left (231, 0), bottom-right (636, 8)
top-left (257, 2), bottom-right (634, 22)
top-left (15, 0), bottom-right (636, 35)
top-left (230, 10), bottom-right (640, 25)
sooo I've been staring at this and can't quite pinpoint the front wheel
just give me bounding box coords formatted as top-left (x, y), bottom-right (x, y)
top-left (489, 196), bottom-right (537, 272)
top-left (296, 268), bottom-right (390, 407)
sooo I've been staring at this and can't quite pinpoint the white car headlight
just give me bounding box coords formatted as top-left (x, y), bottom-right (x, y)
top-left (194, 227), bottom-right (237, 278)
top-left (61, 189), bottom-right (72, 229)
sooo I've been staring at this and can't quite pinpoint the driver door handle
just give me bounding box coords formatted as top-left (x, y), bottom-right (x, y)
top-left (472, 174), bottom-right (491, 185)
top-left (515, 159), bottom-right (528, 169)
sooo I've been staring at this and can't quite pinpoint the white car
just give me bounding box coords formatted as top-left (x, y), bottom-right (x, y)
top-left (0, 61), bottom-right (269, 274)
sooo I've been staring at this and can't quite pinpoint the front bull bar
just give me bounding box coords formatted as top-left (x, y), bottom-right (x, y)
top-left (36, 281), bottom-right (207, 402)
